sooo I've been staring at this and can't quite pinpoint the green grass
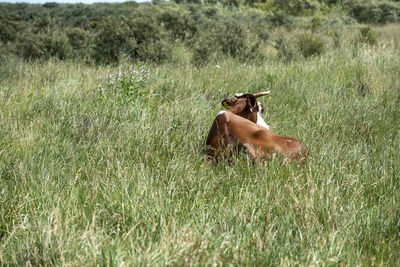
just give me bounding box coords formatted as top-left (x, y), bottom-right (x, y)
top-left (1, 26), bottom-right (400, 265)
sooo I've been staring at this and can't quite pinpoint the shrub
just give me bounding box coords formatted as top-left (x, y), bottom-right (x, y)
top-left (219, 21), bottom-right (248, 58)
top-left (329, 31), bottom-right (342, 48)
top-left (9, 13), bottom-right (75, 60)
top-left (42, 2), bottom-right (58, 8)
top-left (191, 20), bottom-right (261, 65)
top-left (274, 0), bottom-right (320, 16)
top-left (0, 18), bottom-right (19, 42)
top-left (15, 31), bottom-right (44, 59)
top-left (379, 2), bottom-right (400, 23)
top-left (126, 15), bottom-right (172, 62)
top-left (15, 29), bottom-right (72, 60)
top-left (358, 26), bottom-right (377, 45)
top-left (67, 28), bottom-right (88, 49)
top-left (66, 27), bottom-right (92, 59)
top-left (248, 22), bottom-right (269, 43)
top-left (133, 38), bottom-right (172, 63)
top-left (311, 16), bottom-right (321, 33)
top-left (321, 12), bottom-right (356, 27)
top-left (191, 31), bottom-right (219, 66)
top-left (157, 10), bottom-right (197, 41)
top-left (265, 12), bottom-right (294, 26)
top-left (275, 35), bottom-right (299, 62)
top-left (218, 0), bottom-right (244, 7)
top-left (348, 0), bottom-right (400, 24)
top-left (93, 16), bottom-right (128, 63)
top-left (203, 6), bottom-right (219, 18)
top-left (32, 14), bottom-right (59, 33)
top-left (297, 33), bottom-right (325, 58)
top-left (93, 15), bottom-right (171, 64)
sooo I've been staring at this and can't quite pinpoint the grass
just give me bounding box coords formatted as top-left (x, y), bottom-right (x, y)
top-left (1, 25), bottom-right (400, 265)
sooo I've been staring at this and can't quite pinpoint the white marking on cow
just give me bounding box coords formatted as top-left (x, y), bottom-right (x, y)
top-left (256, 102), bottom-right (270, 129)
top-left (217, 110), bottom-right (226, 116)
top-left (234, 93), bottom-right (245, 98)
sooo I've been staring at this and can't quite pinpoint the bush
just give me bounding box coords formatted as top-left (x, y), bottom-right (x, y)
top-left (321, 12), bottom-right (356, 27)
top-left (379, 2), bottom-right (400, 23)
top-left (192, 19), bottom-right (261, 66)
top-left (32, 14), bottom-right (59, 34)
top-left (93, 16), bottom-right (128, 63)
top-left (265, 12), bottom-right (295, 27)
top-left (329, 30), bottom-right (342, 48)
top-left (298, 33), bottom-right (325, 58)
top-left (0, 18), bottom-right (20, 42)
top-left (191, 31), bottom-right (219, 66)
top-left (66, 27), bottom-right (92, 59)
top-left (93, 15), bottom-right (172, 64)
top-left (275, 33), bottom-right (326, 62)
top-left (219, 21), bottom-right (248, 58)
top-left (274, 0), bottom-right (320, 16)
top-left (275, 35), bottom-right (299, 62)
top-left (67, 28), bottom-right (88, 49)
top-left (348, 0), bottom-right (400, 24)
top-left (358, 26), bottom-right (377, 45)
top-left (311, 16), bottom-right (321, 33)
top-left (126, 15), bottom-right (172, 62)
top-left (157, 10), bottom-right (197, 41)
top-left (248, 22), bottom-right (269, 43)
top-left (15, 29), bottom-right (72, 60)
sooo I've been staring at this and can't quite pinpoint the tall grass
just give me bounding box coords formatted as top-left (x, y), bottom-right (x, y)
top-left (1, 25), bottom-right (400, 265)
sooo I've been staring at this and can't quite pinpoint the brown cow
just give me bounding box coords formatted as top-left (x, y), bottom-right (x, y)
top-left (206, 92), bottom-right (306, 162)
top-left (220, 91), bottom-right (271, 130)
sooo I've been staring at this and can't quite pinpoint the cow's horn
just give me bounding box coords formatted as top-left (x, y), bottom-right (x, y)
top-left (254, 91), bottom-right (270, 98)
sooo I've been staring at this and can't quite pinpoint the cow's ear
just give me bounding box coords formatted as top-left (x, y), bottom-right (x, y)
top-left (221, 99), bottom-right (232, 108)
top-left (246, 95), bottom-right (257, 109)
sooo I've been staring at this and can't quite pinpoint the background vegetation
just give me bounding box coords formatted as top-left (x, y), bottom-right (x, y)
top-left (1, 0), bottom-right (400, 64)
top-left (1, 0), bottom-right (400, 265)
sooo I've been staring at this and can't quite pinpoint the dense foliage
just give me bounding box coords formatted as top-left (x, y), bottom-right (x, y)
top-left (1, 0), bottom-right (400, 64)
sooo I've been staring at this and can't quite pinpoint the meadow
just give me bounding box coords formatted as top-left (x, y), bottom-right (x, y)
top-left (1, 15), bottom-right (400, 266)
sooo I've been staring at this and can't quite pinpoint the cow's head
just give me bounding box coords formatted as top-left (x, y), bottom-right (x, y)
top-left (221, 91), bottom-right (270, 129)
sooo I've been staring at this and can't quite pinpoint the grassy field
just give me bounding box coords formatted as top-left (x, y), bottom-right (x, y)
top-left (1, 25), bottom-right (400, 265)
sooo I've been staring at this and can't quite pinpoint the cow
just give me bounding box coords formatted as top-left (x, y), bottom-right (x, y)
top-left (220, 91), bottom-right (271, 130)
top-left (205, 92), bottom-right (307, 162)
